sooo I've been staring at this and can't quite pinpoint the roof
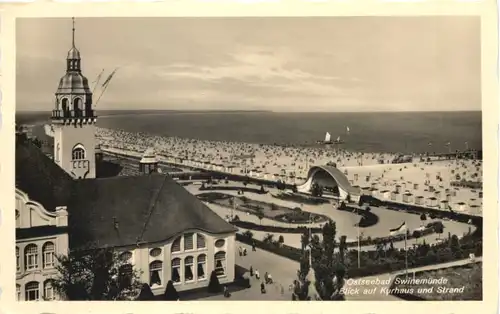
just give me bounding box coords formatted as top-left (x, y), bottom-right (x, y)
top-left (16, 136), bottom-right (74, 212)
top-left (68, 174), bottom-right (237, 249)
top-left (16, 136), bottom-right (236, 249)
top-left (307, 165), bottom-right (362, 196)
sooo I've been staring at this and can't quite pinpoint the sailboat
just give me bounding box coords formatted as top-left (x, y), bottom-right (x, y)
top-left (317, 132), bottom-right (333, 144)
top-left (333, 136), bottom-right (345, 144)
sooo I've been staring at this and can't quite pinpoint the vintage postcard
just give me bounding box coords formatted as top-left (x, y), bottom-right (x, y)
top-left (0, 1), bottom-right (497, 314)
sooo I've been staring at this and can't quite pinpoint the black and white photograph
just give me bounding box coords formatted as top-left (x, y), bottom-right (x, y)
top-left (6, 4), bottom-right (496, 307)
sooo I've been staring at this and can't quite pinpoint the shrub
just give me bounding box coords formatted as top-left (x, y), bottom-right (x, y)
top-left (163, 280), bottom-right (179, 301)
top-left (208, 270), bottom-right (222, 293)
top-left (278, 235), bottom-right (285, 244)
top-left (242, 230), bottom-right (254, 239)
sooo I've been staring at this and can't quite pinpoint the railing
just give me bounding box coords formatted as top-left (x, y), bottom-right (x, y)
top-left (51, 109), bottom-right (96, 119)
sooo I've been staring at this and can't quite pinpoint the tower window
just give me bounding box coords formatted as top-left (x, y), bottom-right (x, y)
top-left (61, 98), bottom-right (69, 114)
top-left (72, 144), bottom-right (86, 160)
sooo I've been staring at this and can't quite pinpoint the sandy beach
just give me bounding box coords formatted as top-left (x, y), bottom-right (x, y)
top-left (95, 127), bottom-right (482, 217)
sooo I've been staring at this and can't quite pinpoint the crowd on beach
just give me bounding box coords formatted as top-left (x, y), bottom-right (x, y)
top-left (96, 127), bottom-right (483, 216)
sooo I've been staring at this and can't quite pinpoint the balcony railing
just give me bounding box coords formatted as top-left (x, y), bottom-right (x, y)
top-left (52, 109), bottom-right (96, 120)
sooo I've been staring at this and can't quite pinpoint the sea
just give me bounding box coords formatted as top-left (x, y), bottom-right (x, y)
top-left (16, 110), bottom-right (482, 154)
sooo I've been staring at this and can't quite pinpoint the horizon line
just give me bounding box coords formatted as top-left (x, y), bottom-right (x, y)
top-left (16, 109), bottom-right (482, 113)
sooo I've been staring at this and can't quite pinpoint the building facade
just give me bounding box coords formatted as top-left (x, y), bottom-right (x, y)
top-left (117, 231), bottom-right (236, 294)
top-left (15, 189), bottom-right (69, 301)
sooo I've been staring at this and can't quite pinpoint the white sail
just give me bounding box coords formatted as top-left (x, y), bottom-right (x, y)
top-left (336, 136), bottom-right (341, 142)
top-left (346, 126), bottom-right (350, 133)
top-left (325, 132), bottom-right (331, 142)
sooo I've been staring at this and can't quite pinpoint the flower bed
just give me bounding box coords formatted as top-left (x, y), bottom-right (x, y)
top-left (198, 192), bottom-right (329, 223)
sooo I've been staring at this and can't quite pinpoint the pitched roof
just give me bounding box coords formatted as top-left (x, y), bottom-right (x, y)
top-left (68, 174), bottom-right (237, 250)
top-left (16, 136), bottom-right (74, 212)
top-left (16, 135), bottom-right (236, 249)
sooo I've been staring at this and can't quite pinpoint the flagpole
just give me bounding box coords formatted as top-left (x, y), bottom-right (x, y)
top-left (357, 208), bottom-right (360, 268)
top-left (404, 230), bottom-right (408, 278)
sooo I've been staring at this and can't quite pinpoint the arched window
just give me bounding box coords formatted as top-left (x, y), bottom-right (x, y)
top-left (120, 251), bottom-right (133, 262)
top-left (24, 244), bottom-right (38, 270)
top-left (56, 143), bottom-right (60, 163)
top-left (214, 251), bottom-right (226, 276)
top-left (118, 264), bottom-right (133, 290)
top-left (184, 256), bottom-right (194, 281)
top-left (149, 260), bottom-right (163, 287)
top-left (171, 258), bottom-right (181, 283)
top-left (16, 247), bottom-right (20, 272)
top-left (197, 254), bottom-right (206, 280)
top-left (61, 98), bottom-right (69, 114)
top-left (25, 281), bottom-right (40, 301)
top-left (171, 236), bottom-right (181, 253)
top-left (43, 280), bottom-right (55, 301)
top-left (74, 98), bottom-right (83, 115)
top-left (42, 242), bottom-right (55, 268)
top-left (72, 144), bottom-right (86, 160)
top-left (196, 234), bottom-right (206, 249)
top-left (184, 233), bottom-right (194, 251)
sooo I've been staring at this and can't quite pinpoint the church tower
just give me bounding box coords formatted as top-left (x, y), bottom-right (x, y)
top-left (51, 18), bottom-right (97, 179)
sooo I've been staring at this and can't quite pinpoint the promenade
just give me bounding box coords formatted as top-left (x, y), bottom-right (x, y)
top-left (196, 241), bottom-right (481, 301)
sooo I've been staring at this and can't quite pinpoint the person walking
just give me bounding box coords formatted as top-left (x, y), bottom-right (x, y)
top-left (260, 281), bottom-right (266, 294)
top-left (255, 269), bottom-right (260, 280)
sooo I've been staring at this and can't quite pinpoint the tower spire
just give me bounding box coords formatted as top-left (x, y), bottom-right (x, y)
top-left (72, 17), bottom-right (76, 48)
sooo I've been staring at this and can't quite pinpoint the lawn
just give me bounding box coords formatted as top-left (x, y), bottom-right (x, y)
top-left (197, 192), bottom-right (328, 223)
top-left (392, 262), bottom-right (482, 300)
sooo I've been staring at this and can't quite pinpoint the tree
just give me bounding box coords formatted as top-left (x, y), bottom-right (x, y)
top-left (339, 235), bottom-right (347, 264)
top-left (294, 220), bottom-right (346, 301)
top-left (208, 270), bottom-right (222, 293)
top-left (242, 230), bottom-right (254, 239)
top-left (435, 222), bottom-right (444, 239)
top-left (263, 233), bottom-right (274, 244)
top-left (278, 235), bottom-right (285, 246)
top-left (53, 247), bottom-right (143, 300)
top-left (412, 230), bottom-right (421, 245)
top-left (136, 283), bottom-right (155, 301)
top-left (163, 280), bottom-right (179, 301)
top-left (256, 209), bottom-right (265, 225)
top-left (420, 213), bottom-right (427, 226)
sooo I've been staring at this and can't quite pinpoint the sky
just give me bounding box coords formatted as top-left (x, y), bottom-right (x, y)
top-left (16, 17), bottom-right (481, 112)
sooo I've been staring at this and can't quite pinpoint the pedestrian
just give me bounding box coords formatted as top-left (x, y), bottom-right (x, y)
top-left (223, 285), bottom-right (231, 298)
top-left (252, 241), bottom-right (256, 251)
top-left (243, 247), bottom-right (247, 256)
top-left (255, 269), bottom-right (260, 280)
top-left (268, 273), bottom-right (273, 284)
top-left (260, 282), bottom-right (266, 294)
top-left (264, 272), bottom-right (269, 284)
top-left (238, 246), bottom-right (242, 256)
top-left (249, 266), bottom-right (254, 276)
